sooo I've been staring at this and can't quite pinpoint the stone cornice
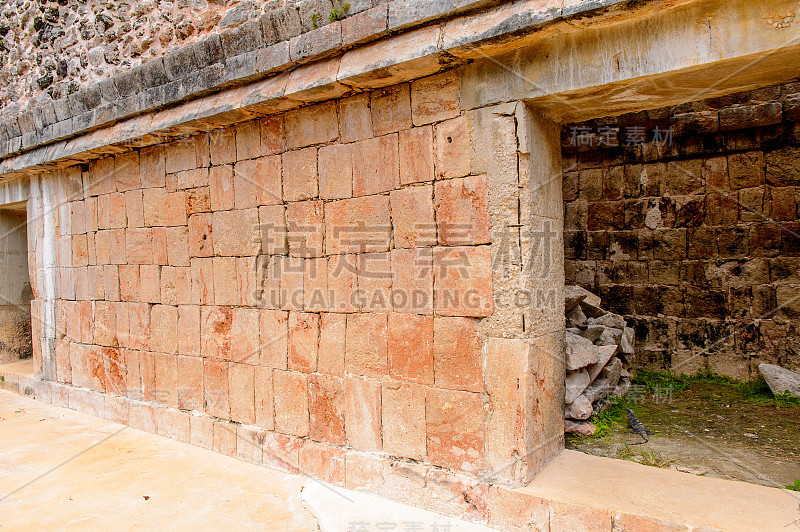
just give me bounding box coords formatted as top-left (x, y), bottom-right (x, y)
top-left (0, 0), bottom-right (632, 178)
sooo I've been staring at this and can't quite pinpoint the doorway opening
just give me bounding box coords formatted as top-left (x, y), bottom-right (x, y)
top-left (0, 200), bottom-right (32, 365)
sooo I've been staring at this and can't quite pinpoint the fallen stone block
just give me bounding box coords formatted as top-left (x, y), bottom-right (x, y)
top-left (597, 326), bottom-right (623, 346)
top-left (612, 376), bottom-right (631, 398)
top-left (564, 285), bottom-right (588, 312)
top-left (565, 394), bottom-right (593, 421)
top-left (566, 304), bottom-right (587, 328)
top-left (565, 369), bottom-right (591, 404)
top-left (592, 312), bottom-right (626, 330)
top-left (579, 299), bottom-right (606, 318)
top-left (582, 358), bottom-right (623, 403)
top-left (758, 363), bottom-right (800, 397)
top-left (575, 324), bottom-right (605, 344)
top-left (564, 419), bottom-right (596, 436)
top-left (588, 344), bottom-right (618, 382)
top-left (566, 331), bottom-right (599, 371)
top-left (620, 326), bottom-right (635, 355)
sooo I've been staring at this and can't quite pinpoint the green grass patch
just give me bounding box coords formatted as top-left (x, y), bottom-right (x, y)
top-left (785, 479), bottom-right (800, 491)
top-left (632, 370), bottom-right (800, 408)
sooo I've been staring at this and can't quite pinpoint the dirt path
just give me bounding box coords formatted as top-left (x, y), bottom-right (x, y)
top-left (567, 376), bottom-right (800, 489)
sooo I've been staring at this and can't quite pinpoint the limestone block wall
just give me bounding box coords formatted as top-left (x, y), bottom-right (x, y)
top-left (563, 82), bottom-right (800, 379)
top-left (26, 67), bottom-right (565, 501)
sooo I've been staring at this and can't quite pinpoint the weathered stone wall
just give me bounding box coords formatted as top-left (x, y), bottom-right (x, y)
top-left (563, 82), bottom-right (800, 379)
top-left (29, 69), bottom-right (527, 499)
top-left (0, 0), bottom-right (366, 115)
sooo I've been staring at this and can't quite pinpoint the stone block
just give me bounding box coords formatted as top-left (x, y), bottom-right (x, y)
top-left (284, 101), bottom-right (339, 149)
top-left (260, 309), bottom-right (289, 369)
top-left (666, 159), bottom-right (703, 195)
top-left (327, 254), bottom-right (359, 313)
top-left (129, 402), bottom-right (158, 434)
top-left (257, 204), bottom-right (287, 257)
top-left (325, 195), bottom-right (391, 254)
top-left (549, 500), bottom-right (612, 532)
top-left (433, 245), bottom-right (493, 317)
top-left (728, 152), bottom-right (765, 190)
top-left (190, 257), bottom-right (215, 305)
top-left (260, 115), bottom-right (286, 155)
top-left (230, 307), bottom-right (261, 364)
top-left (382, 382), bottom-right (426, 460)
top-left (345, 452), bottom-right (385, 491)
top-left (308, 374), bottom-right (346, 445)
top-left (345, 313), bottom-right (388, 377)
top-left (719, 102), bottom-right (782, 131)
top-left (280, 256), bottom-right (305, 310)
top-left (344, 376), bottom-right (382, 451)
top-left (282, 147), bottom-right (319, 201)
top-left (399, 126), bottom-right (435, 184)
top-left (213, 420), bottom-right (237, 458)
top-left (411, 70), bottom-right (461, 126)
top-left (286, 200), bottom-right (325, 257)
top-left (351, 134), bottom-right (400, 196)
top-left (299, 441), bottom-right (346, 485)
top-left (317, 313), bottom-right (346, 375)
top-left (435, 175), bottom-right (491, 245)
top-left (150, 305), bottom-right (178, 355)
top-left (177, 355), bottom-right (203, 411)
top-left (273, 370), bottom-right (309, 437)
top-left (342, 4), bottom-right (389, 46)
top-left (390, 185), bottom-right (435, 248)
top-left (435, 116), bottom-right (472, 179)
top-left (160, 266), bottom-right (191, 306)
top-left (318, 143), bottom-right (353, 200)
top-left (212, 208), bottom-right (260, 256)
top-left (290, 20), bottom-right (342, 62)
top-left (304, 257), bottom-right (328, 311)
top-left (234, 155), bottom-right (283, 208)
top-left (188, 213), bottom-right (214, 258)
top-left (487, 485), bottom-right (550, 532)
top-left (209, 164), bottom-right (235, 211)
top-left (288, 311), bottom-right (320, 372)
top-left (426, 388), bottom-right (484, 474)
top-left (769, 186), bottom-right (796, 221)
top-left (371, 84), bottom-right (413, 136)
top-left (433, 316), bottom-right (482, 392)
top-left (151, 227), bottom-right (169, 265)
top-left (356, 252), bottom-right (392, 313)
top-left (229, 362), bottom-right (256, 425)
top-left (391, 247), bottom-right (434, 315)
top-left (255, 366), bottom-right (274, 430)
top-left (204, 359), bottom-right (230, 420)
top-left (236, 425), bottom-right (265, 464)
top-left (125, 190), bottom-right (145, 228)
top-left (388, 313), bottom-right (434, 385)
top-left (154, 352), bottom-right (178, 408)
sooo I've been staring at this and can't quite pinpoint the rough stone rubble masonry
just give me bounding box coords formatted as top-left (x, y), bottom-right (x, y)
top-left (2, 0), bottom-right (800, 529)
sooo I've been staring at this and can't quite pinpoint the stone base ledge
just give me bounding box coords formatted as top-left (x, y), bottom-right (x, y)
top-left (1, 365), bottom-right (790, 532)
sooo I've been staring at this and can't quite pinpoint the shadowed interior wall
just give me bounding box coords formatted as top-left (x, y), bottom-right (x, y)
top-left (563, 82), bottom-right (800, 379)
top-left (0, 205), bottom-right (32, 363)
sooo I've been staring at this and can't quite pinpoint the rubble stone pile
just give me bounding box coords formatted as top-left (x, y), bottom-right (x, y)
top-left (564, 286), bottom-right (635, 435)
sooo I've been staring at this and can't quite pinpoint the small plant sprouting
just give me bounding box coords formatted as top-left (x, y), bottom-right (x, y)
top-left (329, 3), bottom-right (350, 22)
top-left (786, 479), bottom-right (800, 491)
top-left (310, 13), bottom-right (319, 29)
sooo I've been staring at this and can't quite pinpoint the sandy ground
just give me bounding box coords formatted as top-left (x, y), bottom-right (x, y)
top-left (0, 390), bottom-right (492, 531)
